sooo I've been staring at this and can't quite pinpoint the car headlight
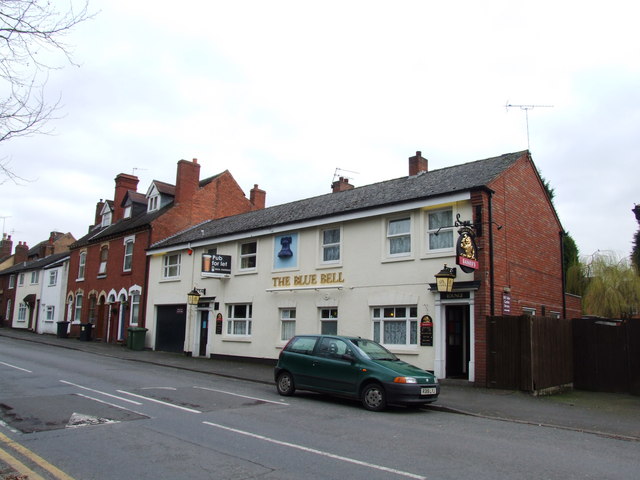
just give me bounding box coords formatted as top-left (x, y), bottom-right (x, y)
top-left (393, 377), bottom-right (417, 384)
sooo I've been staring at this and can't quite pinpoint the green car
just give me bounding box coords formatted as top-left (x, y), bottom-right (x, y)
top-left (274, 335), bottom-right (439, 411)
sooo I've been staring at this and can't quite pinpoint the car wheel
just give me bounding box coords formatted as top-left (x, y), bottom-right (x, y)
top-left (276, 371), bottom-right (295, 396)
top-left (361, 383), bottom-right (387, 411)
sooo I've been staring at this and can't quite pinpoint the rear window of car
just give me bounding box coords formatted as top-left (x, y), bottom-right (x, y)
top-left (285, 336), bottom-right (318, 355)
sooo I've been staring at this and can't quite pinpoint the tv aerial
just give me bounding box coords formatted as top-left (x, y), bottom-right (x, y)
top-left (505, 102), bottom-right (553, 150)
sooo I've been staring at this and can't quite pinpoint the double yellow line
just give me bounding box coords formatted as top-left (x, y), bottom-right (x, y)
top-left (0, 431), bottom-right (75, 480)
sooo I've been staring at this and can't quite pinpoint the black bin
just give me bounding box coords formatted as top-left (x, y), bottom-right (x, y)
top-left (79, 323), bottom-right (93, 341)
top-left (56, 321), bottom-right (70, 338)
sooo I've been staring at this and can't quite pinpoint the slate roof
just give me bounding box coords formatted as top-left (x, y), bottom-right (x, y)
top-left (0, 252), bottom-right (70, 274)
top-left (151, 151), bottom-right (526, 250)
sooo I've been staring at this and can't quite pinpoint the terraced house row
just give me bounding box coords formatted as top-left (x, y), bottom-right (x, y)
top-left (0, 151), bottom-right (581, 385)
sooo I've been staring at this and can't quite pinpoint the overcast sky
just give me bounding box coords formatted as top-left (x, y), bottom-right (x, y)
top-left (1, 0), bottom-right (638, 262)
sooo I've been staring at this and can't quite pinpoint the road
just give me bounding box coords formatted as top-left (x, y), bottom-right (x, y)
top-left (0, 336), bottom-right (638, 480)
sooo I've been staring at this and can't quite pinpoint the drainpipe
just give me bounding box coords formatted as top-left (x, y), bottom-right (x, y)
top-left (488, 192), bottom-right (495, 316)
top-left (560, 231), bottom-right (567, 319)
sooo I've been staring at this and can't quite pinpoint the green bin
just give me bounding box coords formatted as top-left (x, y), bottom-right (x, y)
top-left (127, 327), bottom-right (148, 350)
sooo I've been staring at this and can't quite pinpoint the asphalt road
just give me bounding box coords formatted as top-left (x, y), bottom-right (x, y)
top-left (1, 337), bottom-right (639, 480)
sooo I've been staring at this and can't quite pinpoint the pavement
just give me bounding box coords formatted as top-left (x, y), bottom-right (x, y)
top-left (1, 327), bottom-right (639, 446)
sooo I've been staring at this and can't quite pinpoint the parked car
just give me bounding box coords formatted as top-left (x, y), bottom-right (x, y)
top-left (274, 335), bottom-right (439, 411)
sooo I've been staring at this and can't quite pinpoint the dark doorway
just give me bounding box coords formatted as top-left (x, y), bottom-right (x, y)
top-left (199, 310), bottom-right (209, 357)
top-left (156, 305), bottom-right (186, 353)
top-left (446, 305), bottom-right (470, 379)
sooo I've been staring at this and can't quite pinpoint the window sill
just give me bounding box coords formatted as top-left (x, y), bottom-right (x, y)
top-left (159, 278), bottom-right (181, 283)
top-left (316, 262), bottom-right (342, 270)
top-left (381, 256), bottom-right (415, 264)
top-left (387, 348), bottom-right (420, 356)
top-left (235, 270), bottom-right (257, 276)
top-left (222, 337), bottom-right (252, 343)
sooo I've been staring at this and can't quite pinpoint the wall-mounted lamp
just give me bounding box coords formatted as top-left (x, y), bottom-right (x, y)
top-left (187, 288), bottom-right (201, 305)
top-left (435, 264), bottom-right (457, 293)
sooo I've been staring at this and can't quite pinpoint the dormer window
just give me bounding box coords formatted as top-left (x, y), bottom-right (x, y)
top-left (124, 205), bottom-right (132, 218)
top-left (148, 194), bottom-right (160, 212)
top-left (102, 210), bottom-right (112, 227)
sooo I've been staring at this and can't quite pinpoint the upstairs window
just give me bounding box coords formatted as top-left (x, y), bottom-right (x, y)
top-left (98, 246), bottom-right (108, 275)
top-left (78, 252), bottom-right (86, 280)
top-left (18, 273), bottom-right (24, 286)
top-left (427, 209), bottom-right (454, 251)
top-left (387, 218), bottom-right (411, 256)
top-left (123, 238), bottom-right (134, 272)
top-left (321, 227), bottom-right (341, 263)
top-left (162, 253), bottom-right (181, 279)
top-left (123, 205), bottom-right (132, 219)
top-left (147, 194), bottom-right (160, 212)
top-left (30, 271), bottom-right (39, 284)
top-left (102, 210), bottom-right (112, 227)
top-left (239, 241), bottom-right (257, 271)
top-left (8, 275), bottom-right (15, 289)
top-left (48, 270), bottom-right (58, 286)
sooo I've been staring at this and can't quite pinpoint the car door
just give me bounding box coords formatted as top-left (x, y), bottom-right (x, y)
top-left (282, 336), bottom-right (319, 388)
top-left (310, 337), bottom-right (360, 395)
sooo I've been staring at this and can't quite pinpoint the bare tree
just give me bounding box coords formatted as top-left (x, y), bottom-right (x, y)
top-left (1, 0), bottom-right (91, 180)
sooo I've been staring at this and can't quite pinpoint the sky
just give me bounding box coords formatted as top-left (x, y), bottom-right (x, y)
top-left (1, 0), bottom-right (638, 262)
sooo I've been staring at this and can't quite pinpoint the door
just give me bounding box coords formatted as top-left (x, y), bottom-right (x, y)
top-left (199, 310), bottom-right (209, 357)
top-left (446, 305), bottom-right (470, 379)
top-left (310, 337), bottom-right (359, 394)
top-left (156, 305), bottom-right (186, 353)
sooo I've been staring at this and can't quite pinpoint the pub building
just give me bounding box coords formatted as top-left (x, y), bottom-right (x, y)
top-left (145, 151), bottom-right (580, 385)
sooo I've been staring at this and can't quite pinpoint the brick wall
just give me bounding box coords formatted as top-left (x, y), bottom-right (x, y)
top-left (472, 153), bottom-right (566, 385)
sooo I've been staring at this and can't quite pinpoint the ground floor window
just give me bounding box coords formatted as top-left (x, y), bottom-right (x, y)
top-left (280, 308), bottom-right (296, 341)
top-left (17, 303), bottom-right (27, 322)
top-left (45, 305), bottom-right (55, 322)
top-left (320, 308), bottom-right (338, 335)
top-left (227, 303), bottom-right (252, 336)
top-left (372, 306), bottom-right (418, 345)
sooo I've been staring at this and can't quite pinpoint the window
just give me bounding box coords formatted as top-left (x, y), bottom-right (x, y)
top-left (320, 308), bottom-right (338, 335)
top-left (102, 210), bottom-right (112, 227)
top-left (130, 292), bottom-right (141, 325)
top-left (227, 304), bottom-right (252, 336)
top-left (8, 275), bottom-right (15, 289)
top-left (162, 253), bottom-right (181, 279)
top-left (148, 194), bottom-right (159, 212)
top-left (48, 270), bottom-right (58, 286)
top-left (17, 303), bottom-right (27, 322)
top-left (124, 205), bottom-right (132, 218)
top-left (74, 294), bottom-right (83, 323)
top-left (427, 209), bottom-right (454, 251)
top-left (321, 227), bottom-right (341, 263)
top-left (88, 296), bottom-right (97, 323)
top-left (239, 242), bottom-right (257, 270)
top-left (6, 299), bottom-right (11, 320)
top-left (372, 306), bottom-right (418, 346)
top-left (98, 247), bottom-right (108, 275)
top-left (123, 238), bottom-right (134, 272)
top-left (280, 308), bottom-right (296, 341)
top-left (45, 305), bottom-right (55, 322)
top-left (78, 252), bottom-right (86, 280)
top-left (522, 307), bottom-right (536, 316)
top-left (30, 271), bottom-right (39, 284)
top-left (387, 218), bottom-right (411, 256)
top-left (18, 273), bottom-right (24, 286)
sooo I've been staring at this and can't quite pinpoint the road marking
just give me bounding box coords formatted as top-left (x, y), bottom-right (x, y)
top-left (74, 393), bottom-right (147, 417)
top-left (0, 431), bottom-right (76, 480)
top-left (0, 446), bottom-right (47, 480)
top-left (60, 380), bottom-right (143, 405)
top-left (202, 421), bottom-right (427, 480)
top-left (117, 390), bottom-right (202, 413)
top-left (194, 386), bottom-right (289, 406)
top-left (0, 361), bottom-right (32, 373)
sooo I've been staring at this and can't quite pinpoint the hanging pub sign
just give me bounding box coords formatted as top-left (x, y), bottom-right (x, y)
top-left (202, 254), bottom-right (232, 277)
top-left (419, 315), bottom-right (434, 347)
top-left (456, 227), bottom-right (479, 273)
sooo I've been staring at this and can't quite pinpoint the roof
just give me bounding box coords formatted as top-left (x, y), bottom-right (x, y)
top-left (151, 151), bottom-right (526, 250)
top-left (0, 252), bottom-right (70, 274)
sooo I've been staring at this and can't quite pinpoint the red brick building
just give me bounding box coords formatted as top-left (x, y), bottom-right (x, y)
top-left (65, 158), bottom-right (265, 342)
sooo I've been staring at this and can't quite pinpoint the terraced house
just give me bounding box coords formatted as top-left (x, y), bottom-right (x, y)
top-left (65, 158), bottom-right (266, 343)
top-left (144, 150), bottom-right (581, 385)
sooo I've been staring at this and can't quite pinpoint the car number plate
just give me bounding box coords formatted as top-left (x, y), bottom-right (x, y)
top-left (420, 387), bottom-right (437, 395)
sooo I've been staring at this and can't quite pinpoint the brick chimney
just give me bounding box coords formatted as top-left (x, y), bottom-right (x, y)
top-left (0, 234), bottom-right (12, 259)
top-left (175, 159), bottom-right (201, 206)
top-left (94, 199), bottom-right (105, 226)
top-left (114, 174), bottom-right (139, 221)
top-left (250, 184), bottom-right (266, 210)
top-left (409, 151), bottom-right (428, 176)
top-left (14, 241), bottom-right (28, 263)
top-left (331, 177), bottom-right (354, 193)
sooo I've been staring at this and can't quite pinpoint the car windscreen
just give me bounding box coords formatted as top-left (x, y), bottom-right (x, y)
top-left (350, 339), bottom-right (398, 361)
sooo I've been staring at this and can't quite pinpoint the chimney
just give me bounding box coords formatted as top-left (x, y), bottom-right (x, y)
top-left (331, 177), bottom-right (354, 193)
top-left (114, 174), bottom-right (139, 221)
top-left (0, 234), bottom-right (12, 259)
top-left (175, 158), bottom-right (201, 205)
top-left (250, 184), bottom-right (266, 210)
top-left (94, 199), bottom-right (105, 226)
top-left (409, 151), bottom-right (428, 176)
top-left (15, 241), bottom-right (28, 263)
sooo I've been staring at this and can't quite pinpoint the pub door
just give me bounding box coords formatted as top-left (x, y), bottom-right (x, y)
top-left (445, 305), bottom-right (470, 379)
top-left (199, 310), bottom-right (209, 357)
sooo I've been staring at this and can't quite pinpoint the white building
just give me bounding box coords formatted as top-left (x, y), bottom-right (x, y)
top-left (38, 255), bottom-right (70, 335)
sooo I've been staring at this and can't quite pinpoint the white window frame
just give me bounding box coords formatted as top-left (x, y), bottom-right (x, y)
top-left (98, 246), bottom-right (108, 276)
top-left (123, 236), bottom-right (135, 272)
top-left (426, 208), bottom-right (455, 253)
top-left (162, 253), bottom-right (181, 279)
top-left (372, 306), bottom-right (418, 346)
top-left (280, 308), bottom-right (296, 341)
top-left (17, 303), bottom-right (27, 322)
top-left (123, 205), bottom-right (132, 219)
top-left (239, 241), bottom-right (257, 271)
top-left (386, 217), bottom-right (412, 257)
top-left (45, 305), bottom-right (55, 322)
top-left (129, 290), bottom-right (141, 326)
top-left (102, 210), bottom-right (112, 227)
top-left (78, 251), bottom-right (86, 280)
top-left (8, 275), bottom-right (15, 289)
top-left (147, 194), bottom-right (159, 212)
top-left (74, 294), bottom-right (83, 323)
top-left (18, 273), bottom-right (24, 286)
top-left (30, 271), bottom-right (39, 284)
top-left (320, 227), bottom-right (341, 264)
top-left (227, 304), bottom-right (252, 336)
top-left (48, 270), bottom-right (58, 286)
top-left (6, 299), bottom-right (12, 320)
top-left (320, 308), bottom-right (338, 335)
